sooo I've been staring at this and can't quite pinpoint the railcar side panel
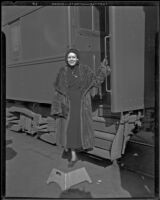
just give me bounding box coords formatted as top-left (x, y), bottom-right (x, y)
top-left (4, 6), bottom-right (69, 103)
top-left (20, 6), bottom-right (68, 61)
top-left (6, 60), bottom-right (65, 103)
top-left (2, 6), bottom-right (42, 26)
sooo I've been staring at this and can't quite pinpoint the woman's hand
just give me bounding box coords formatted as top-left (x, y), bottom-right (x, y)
top-left (101, 57), bottom-right (111, 75)
top-left (102, 57), bottom-right (108, 67)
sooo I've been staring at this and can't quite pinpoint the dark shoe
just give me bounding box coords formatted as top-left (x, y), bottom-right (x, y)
top-left (62, 149), bottom-right (70, 159)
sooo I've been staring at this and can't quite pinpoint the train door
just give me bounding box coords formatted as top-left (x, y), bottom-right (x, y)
top-left (69, 6), bottom-right (111, 117)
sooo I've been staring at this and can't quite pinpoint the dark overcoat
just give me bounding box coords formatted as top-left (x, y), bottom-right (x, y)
top-left (51, 64), bottom-right (107, 150)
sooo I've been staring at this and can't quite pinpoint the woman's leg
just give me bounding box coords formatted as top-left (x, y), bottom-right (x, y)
top-left (71, 149), bottom-right (77, 161)
top-left (68, 149), bottom-right (79, 167)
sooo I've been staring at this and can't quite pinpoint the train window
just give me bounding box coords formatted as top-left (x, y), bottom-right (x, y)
top-left (10, 19), bottom-right (21, 60)
top-left (78, 6), bottom-right (109, 33)
top-left (93, 6), bottom-right (103, 32)
top-left (94, 6), bottom-right (109, 33)
top-left (78, 6), bottom-right (92, 30)
top-left (94, 7), bottom-right (100, 31)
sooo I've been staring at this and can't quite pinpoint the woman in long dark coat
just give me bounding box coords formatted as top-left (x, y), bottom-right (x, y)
top-left (51, 49), bottom-right (110, 165)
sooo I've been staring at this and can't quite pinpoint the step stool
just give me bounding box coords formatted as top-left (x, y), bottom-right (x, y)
top-left (46, 167), bottom-right (92, 190)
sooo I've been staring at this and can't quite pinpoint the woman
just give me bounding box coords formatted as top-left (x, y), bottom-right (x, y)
top-left (51, 48), bottom-right (110, 166)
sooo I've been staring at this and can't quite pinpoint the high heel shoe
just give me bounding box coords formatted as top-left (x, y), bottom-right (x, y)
top-left (61, 149), bottom-right (70, 159)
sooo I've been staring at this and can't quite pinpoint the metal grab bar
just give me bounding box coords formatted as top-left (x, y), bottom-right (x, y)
top-left (104, 35), bottom-right (111, 93)
top-left (104, 35), bottom-right (110, 58)
top-left (106, 74), bottom-right (111, 93)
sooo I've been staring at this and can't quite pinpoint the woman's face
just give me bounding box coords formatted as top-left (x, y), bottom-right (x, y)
top-left (67, 52), bottom-right (78, 66)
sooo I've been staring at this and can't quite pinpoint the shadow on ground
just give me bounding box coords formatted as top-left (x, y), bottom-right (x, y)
top-left (77, 152), bottom-right (112, 167)
top-left (59, 188), bottom-right (93, 198)
top-left (6, 139), bottom-right (17, 161)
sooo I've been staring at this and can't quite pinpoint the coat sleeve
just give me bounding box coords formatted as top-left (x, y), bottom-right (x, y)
top-left (50, 68), bottom-right (63, 117)
top-left (94, 57), bottom-right (111, 87)
top-left (50, 91), bottom-right (62, 116)
top-left (85, 57), bottom-right (111, 88)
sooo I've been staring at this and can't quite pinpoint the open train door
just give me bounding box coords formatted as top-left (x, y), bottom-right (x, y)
top-left (109, 6), bottom-right (145, 112)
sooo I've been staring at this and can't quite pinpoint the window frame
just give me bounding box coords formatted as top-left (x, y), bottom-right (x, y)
top-left (77, 6), bottom-right (108, 34)
top-left (9, 18), bottom-right (22, 61)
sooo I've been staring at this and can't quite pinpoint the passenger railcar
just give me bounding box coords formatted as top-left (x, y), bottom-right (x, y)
top-left (2, 5), bottom-right (158, 160)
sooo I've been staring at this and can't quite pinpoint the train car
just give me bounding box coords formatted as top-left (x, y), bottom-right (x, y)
top-left (2, 5), bottom-right (158, 160)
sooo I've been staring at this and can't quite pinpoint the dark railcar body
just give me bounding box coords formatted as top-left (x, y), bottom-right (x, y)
top-left (2, 5), bottom-right (157, 112)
